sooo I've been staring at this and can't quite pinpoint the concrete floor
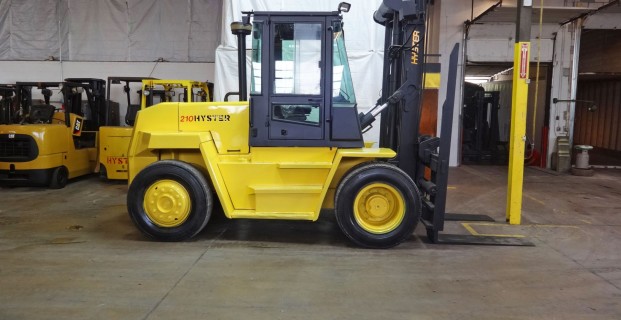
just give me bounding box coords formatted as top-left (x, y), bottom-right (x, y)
top-left (1, 165), bottom-right (620, 319)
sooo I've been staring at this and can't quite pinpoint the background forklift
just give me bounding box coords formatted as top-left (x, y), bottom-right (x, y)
top-left (125, 1), bottom-right (458, 248)
top-left (461, 83), bottom-right (506, 165)
top-left (0, 84), bottom-right (17, 125)
top-left (0, 79), bottom-right (112, 188)
top-left (99, 78), bottom-right (213, 180)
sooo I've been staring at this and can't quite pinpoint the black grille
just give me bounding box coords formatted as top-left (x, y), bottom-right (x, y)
top-left (0, 134), bottom-right (38, 162)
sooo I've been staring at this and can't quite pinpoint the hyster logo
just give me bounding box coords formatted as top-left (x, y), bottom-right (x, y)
top-left (107, 156), bottom-right (128, 165)
top-left (180, 114), bottom-right (231, 122)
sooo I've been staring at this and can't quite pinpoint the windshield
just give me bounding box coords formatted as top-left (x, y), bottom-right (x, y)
top-left (332, 21), bottom-right (356, 105)
top-left (251, 21), bottom-right (263, 95)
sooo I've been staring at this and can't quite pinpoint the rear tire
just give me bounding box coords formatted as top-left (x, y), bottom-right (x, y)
top-left (127, 160), bottom-right (213, 241)
top-left (335, 162), bottom-right (421, 248)
top-left (99, 164), bottom-right (108, 180)
top-left (49, 166), bottom-right (68, 189)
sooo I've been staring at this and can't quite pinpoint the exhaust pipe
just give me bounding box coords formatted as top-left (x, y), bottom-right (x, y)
top-left (230, 19), bottom-right (252, 101)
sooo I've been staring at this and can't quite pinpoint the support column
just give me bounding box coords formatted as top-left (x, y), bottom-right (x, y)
top-left (506, 0), bottom-right (532, 225)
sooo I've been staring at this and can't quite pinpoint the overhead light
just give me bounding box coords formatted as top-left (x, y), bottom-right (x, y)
top-left (464, 76), bottom-right (490, 84)
top-left (338, 2), bottom-right (350, 13)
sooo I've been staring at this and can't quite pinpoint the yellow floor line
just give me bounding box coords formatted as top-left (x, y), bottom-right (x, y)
top-left (525, 224), bottom-right (581, 229)
top-left (525, 194), bottom-right (546, 206)
top-left (461, 222), bottom-right (582, 238)
top-left (462, 222), bottom-right (525, 238)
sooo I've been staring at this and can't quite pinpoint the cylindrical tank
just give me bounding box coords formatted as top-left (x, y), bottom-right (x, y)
top-left (575, 145), bottom-right (593, 169)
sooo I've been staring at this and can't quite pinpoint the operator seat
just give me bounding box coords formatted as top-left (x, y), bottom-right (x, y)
top-left (125, 104), bottom-right (140, 125)
top-left (28, 104), bottom-right (56, 124)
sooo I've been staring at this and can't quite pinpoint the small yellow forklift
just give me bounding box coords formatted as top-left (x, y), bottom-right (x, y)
top-left (125, 1), bottom-right (458, 248)
top-left (0, 79), bottom-right (111, 188)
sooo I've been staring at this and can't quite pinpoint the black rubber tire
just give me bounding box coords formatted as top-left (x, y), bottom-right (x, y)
top-left (334, 161), bottom-right (421, 249)
top-left (99, 164), bottom-right (108, 180)
top-left (49, 166), bottom-right (68, 189)
top-left (127, 160), bottom-right (213, 241)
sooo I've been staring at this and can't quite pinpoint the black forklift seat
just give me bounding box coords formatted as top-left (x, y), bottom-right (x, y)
top-left (125, 104), bottom-right (140, 125)
top-left (29, 104), bottom-right (56, 123)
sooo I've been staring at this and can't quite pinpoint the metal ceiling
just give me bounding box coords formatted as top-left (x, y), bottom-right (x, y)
top-left (595, 0), bottom-right (621, 14)
top-left (465, 64), bottom-right (512, 78)
top-left (464, 1), bottom-right (618, 76)
top-left (469, 6), bottom-right (592, 25)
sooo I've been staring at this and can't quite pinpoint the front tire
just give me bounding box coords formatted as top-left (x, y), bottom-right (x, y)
top-left (335, 162), bottom-right (421, 248)
top-left (49, 166), bottom-right (68, 189)
top-left (127, 160), bottom-right (213, 241)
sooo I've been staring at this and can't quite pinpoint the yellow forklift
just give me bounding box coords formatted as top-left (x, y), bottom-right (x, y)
top-left (98, 78), bottom-right (213, 180)
top-left (0, 79), bottom-right (111, 188)
top-left (125, 2), bottom-right (459, 248)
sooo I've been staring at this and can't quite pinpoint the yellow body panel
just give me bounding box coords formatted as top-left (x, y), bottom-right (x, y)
top-left (128, 100), bottom-right (397, 221)
top-left (217, 147), bottom-right (336, 217)
top-left (424, 72), bottom-right (441, 89)
top-left (98, 126), bottom-right (133, 180)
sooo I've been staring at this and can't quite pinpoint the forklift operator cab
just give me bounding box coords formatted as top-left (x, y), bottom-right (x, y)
top-left (248, 9), bottom-right (363, 147)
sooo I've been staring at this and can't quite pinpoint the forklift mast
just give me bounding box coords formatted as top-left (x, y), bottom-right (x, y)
top-left (374, 0), bottom-right (427, 178)
top-left (367, 1), bottom-right (458, 242)
top-left (64, 78), bottom-right (107, 129)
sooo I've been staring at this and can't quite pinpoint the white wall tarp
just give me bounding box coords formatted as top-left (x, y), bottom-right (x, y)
top-left (0, 0), bottom-right (221, 62)
top-left (0, 0), bottom-right (65, 60)
top-left (68, 0), bottom-right (128, 61)
top-left (214, 0), bottom-right (385, 141)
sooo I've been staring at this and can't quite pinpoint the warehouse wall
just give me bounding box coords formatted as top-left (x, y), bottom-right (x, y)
top-left (575, 30), bottom-right (621, 154)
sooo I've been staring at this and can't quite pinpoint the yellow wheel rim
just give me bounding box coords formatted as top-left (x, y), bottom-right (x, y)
top-left (353, 182), bottom-right (405, 234)
top-left (143, 179), bottom-right (191, 227)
